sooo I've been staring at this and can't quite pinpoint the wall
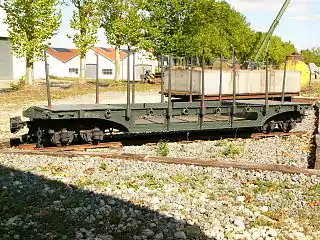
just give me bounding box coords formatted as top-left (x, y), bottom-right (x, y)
top-left (0, 9), bottom-right (9, 38)
top-left (86, 49), bottom-right (115, 79)
top-left (0, 38), bottom-right (14, 80)
top-left (121, 51), bottom-right (159, 81)
top-left (47, 55), bottom-right (80, 78)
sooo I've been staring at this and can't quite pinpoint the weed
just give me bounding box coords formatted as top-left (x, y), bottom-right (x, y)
top-left (208, 192), bottom-right (215, 200)
top-left (220, 142), bottom-right (243, 158)
top-left (171, 174), bottom-right (209, 189)
top-left (10, 77), bottom-right (26, 90)
top-left (138, 173), bottom-right (165, 189)
top-left (75, 177), bottom-right (110, 188)
top-left (250, 216), bottom-right (274, 228)
top-left (156, 140), bottom-right (169, 157)
top-left (215, 139), bottom-right (229, 147)
top-left (123, 180), bottom-right (139, 190)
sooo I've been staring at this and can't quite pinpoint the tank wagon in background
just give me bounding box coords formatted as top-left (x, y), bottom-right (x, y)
top-left (10, 51), bottom-right (314, 148)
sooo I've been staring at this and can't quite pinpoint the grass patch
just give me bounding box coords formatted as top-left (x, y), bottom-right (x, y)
top-left (155, 140), bottom-right (169, 157)
top-left (171, 174), bottom-right (209, 188)
top-left (219, 141), bottom-right (243, 158)
top-left (301, 82), bottom-right (320, 97)
top-left (75, 177), bottom-right (110, 188)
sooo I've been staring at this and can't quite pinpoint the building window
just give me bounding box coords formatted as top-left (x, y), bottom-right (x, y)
top-left (69, 68), bottom-right (79, 74)
top-left (102, 69), bottom-right (113, 75)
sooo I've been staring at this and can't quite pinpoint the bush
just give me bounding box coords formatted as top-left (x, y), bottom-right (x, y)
top-left (156, 140), bottom-right (169, 157)
top-left (10, 77), bottom-right (26, 90)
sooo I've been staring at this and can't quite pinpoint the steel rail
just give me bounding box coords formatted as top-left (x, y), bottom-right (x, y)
top-left (2, 147), bottom-right (320, 177)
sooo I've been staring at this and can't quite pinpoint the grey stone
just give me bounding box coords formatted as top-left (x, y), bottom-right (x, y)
top-left (174, 231), bottom-right (187, 239)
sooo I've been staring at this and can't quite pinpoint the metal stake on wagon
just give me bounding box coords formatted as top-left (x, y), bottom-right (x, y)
top-left (232, 48), bottom-right (236, 126)
top-left (167, 55), bottom-right (172, 131)
top-left (281, 58), bottom-right (288, 103)
top-left (219, 54), bottom-right (223, 102)
top-left (160, 54), bottom-right (164, 103)
top-left (265, 52), bottom-right (269, 109)
top-left (200, 53), bottom-right (206, 129)
top-left (95, 52), bottom-right (100, 104)
top-left (189, 56), bottom-right (193, 103)
top-left (44, 47), bottom-right (52, 109)
top-left (132, 51), bottom-right (136, 104)
top-left (126, 47), bottom-right (131, 119)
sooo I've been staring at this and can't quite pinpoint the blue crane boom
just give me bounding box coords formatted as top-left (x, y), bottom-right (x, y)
top-left (253, 0), bottom-right (291, 62)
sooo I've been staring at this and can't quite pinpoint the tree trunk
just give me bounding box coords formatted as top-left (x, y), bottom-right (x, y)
top-left (25, 57), bottom-right (34, 85)
top-left (115, 46), bottom-right (121, 81)
top-left (79, 56), bottom-right (86, 84)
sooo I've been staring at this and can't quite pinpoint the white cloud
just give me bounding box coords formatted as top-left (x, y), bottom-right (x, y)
top-left (289, 15), bottom-right (320, 20)
top-left (225, 0), bottom-right (315, 14)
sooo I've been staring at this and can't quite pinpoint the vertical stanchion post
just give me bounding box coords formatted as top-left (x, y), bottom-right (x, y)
top-left (161, 54), bottom-right (164, 103)
top-left (189, 56), bottom-right (193, 103)
top-left (95, 52), bottom-right (99, 104)
top-left (232, 48), bottom-right (236, 126)
top-left (44, 47), bottom-right (52, 108)
top-left (126, 47), bottom-right (131, 118)
top-left (167, 55), bottom-right (172, 130)
top-left (281, 58), bottom-right (287, 103)
top-left (265, 52), bottom-right (269, 109)
top-left (219, 54), bottom-right (223, 102)
top-left (200, 53), bottom-right (205, 129)
top-left (132, 51), bottom-right (136, 104)
top-left (309, 65), bottom-right (312, 87)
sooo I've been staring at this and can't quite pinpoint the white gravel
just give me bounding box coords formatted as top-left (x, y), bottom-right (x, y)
top-left (0, 153), bottom-right (319, 240)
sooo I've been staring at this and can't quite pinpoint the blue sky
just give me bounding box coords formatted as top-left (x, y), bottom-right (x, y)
top-left (51, 0), bottom-right (320, 51)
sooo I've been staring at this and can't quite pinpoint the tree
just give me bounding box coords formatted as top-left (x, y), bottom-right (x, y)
top-left (69, 0), bottom-right (102, 84)
top-left (1, 0), bottom-right (62, 85)
top-left (301, 47), bottom-right (320, 66)
top-left (101, 0), bottom-right (145, 81)
top-left (142, 0), bottom-right (254, 60)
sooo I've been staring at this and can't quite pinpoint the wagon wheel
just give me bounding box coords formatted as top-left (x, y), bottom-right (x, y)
top-left (279, 119), bottom-right (294, 133)
top-left (260, 122), bottom-right (271, 134)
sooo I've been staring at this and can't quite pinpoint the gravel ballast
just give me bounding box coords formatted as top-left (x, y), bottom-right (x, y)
top-left (0, 154), bottom-right (319, 240)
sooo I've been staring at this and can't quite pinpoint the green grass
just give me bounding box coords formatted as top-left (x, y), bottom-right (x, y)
top-left (219, 141), bottom-right (243, 158)
top-left (155, 140), bottom-right (169, 157)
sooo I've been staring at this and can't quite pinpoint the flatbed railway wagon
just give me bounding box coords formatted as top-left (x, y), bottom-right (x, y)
top-left (10, 53), bottom-right (313, 147)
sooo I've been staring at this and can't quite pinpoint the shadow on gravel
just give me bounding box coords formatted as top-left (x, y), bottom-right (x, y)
top-left (0, 165), bottom-right (210, 240)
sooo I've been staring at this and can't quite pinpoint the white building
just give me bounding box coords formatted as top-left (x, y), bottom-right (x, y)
top-left (0, 9), bottom-right (26, 81)
top-left (45, 47), bottom-right (159, 81)
top-left (1, 8), bottom-right (158, 81)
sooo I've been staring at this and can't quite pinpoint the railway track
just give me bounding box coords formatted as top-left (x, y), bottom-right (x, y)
top-left (1, 130), bottom-right (319, 177)
top-left (2, 130), bottom-right (309, 151)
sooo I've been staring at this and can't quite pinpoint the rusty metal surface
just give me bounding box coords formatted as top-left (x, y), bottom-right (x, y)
top-left (2, 148), bottom-right (320, 177)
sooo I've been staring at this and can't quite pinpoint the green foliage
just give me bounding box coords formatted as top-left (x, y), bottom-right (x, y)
top-left (156, 140), bottom-right (169, 157)
top-left (100, 0), bottom-right (144, 49)
top-left (1, 0), bottom-right (62, 84)
top-left (219, 142), bottom-right (243, 158)
top-left (69, 0), bottom-right (101, 58)
top-left (10, 77), bottom-right (26, 91)
top-left (300, 47), bottom-right (320, 66)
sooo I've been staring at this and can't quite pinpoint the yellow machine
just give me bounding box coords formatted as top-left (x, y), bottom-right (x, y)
top-left (279, 55), bottom-right (310, 88)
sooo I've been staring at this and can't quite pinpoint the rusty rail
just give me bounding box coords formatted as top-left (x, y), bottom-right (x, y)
top-left (1, 149), bottom-right (320, 177)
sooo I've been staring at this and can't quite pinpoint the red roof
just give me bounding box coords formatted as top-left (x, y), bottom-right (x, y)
top-left (92, 47), bottom-right (128, 62)
top-left (47, 48), bottom-right (80, 63)
top-left (47, 47), bottom-right (130, 63)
